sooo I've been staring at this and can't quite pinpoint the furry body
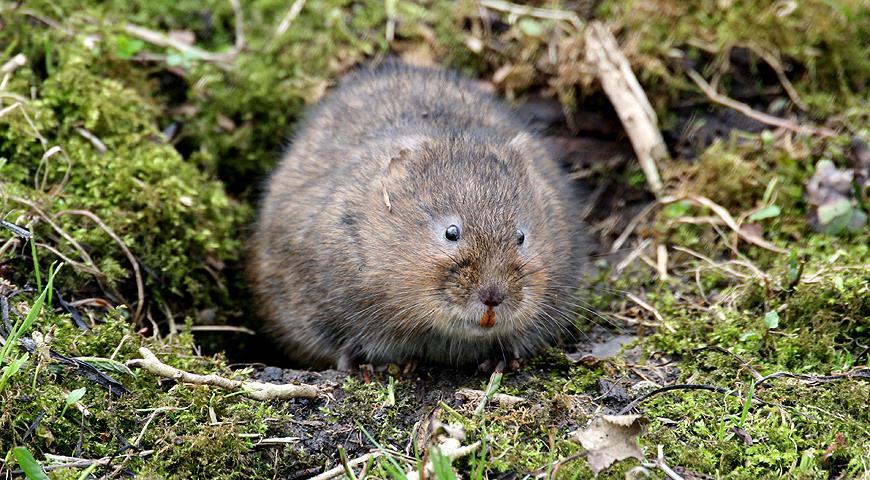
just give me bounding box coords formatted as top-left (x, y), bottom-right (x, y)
top-left (249, 62), bottom-right (590, 368)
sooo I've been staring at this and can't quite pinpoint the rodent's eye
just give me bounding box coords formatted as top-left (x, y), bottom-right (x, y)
top-left (445, 224), bottom-right (461, 242)
top-left (515, 229), bottom-right (525, 245)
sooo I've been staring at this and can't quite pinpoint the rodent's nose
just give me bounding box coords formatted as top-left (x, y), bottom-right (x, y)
top-left (479, 286), bottom-right (506, 307)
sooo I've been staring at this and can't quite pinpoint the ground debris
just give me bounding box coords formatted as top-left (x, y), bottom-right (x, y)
top-left (805, 159), bottom-right (868, 234)
top-left (126, 347), bottom-right (318, 400)
top-left (571, 414), bottom-right (648, 475)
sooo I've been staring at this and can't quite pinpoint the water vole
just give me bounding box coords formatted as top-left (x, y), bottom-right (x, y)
top-left (249, 62), bottom-right (591, 369)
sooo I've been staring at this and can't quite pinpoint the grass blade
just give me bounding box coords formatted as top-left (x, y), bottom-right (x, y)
top-left (430, 446), bottom-right (457, 480)
top-left (13, 446), bottom-right (50, 480)
top-left (30, 231), bottom-right (42, 294)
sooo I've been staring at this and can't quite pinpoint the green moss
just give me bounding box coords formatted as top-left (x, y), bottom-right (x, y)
top-left (2, 0), bottom-right (868, 477)
top-left (1, 46), bottom-right (246, 317)
top-left (603, 0), bottom-right (869, 115)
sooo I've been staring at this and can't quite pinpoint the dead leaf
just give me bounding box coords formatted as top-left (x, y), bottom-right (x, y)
top-left (822, 432), bottom-right (847, 460)
top-left (730, 426), bottom-right (753, 445)
top-left (571, 414), bottom-right (647, 475)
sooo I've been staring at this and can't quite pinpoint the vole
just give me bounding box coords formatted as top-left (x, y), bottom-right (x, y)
top-left (249, 61), bottom-right (590, 369)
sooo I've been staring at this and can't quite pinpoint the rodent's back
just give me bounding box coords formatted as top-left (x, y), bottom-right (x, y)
top-left (250, 62), bottom-right (588, 367)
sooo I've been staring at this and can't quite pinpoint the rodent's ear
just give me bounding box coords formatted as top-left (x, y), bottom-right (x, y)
top-left (384, 135), bottom-right (428, 177)
top-left (380, 136), bottom-right (428, 213)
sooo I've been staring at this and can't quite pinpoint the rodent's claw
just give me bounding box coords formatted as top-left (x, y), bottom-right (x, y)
top-left (478, 357), bottom-right (524, 373)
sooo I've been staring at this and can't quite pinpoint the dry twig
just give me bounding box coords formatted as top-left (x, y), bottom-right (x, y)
top-left (625, 292), bottom-right (671, 332)
top-left (660, 195), bottom-right (788, 254)
top-left (55, 209), bottom-right (145, 325)
top-left (124, 24), bottom-right (235, 67)
top-left (755, 368), bottom-right (870, 388)
top-left (610, 202), bottom-right (657, 253)
top-left (275, 0), bottom-right (307, 36)
top-left (183, 325), bottom-right (257, 335)
top-left (585, 22), bottom-right (668, 196)
top-left (742, 44), bottom-right (808, 111)
top-left (126, 347), bottom-right (319, 400)
top-left (644, 445), bottom-right (685, 480)
top-left (478, 0), bottom-right (582, 29)
top-left (1, 53), bottom-right (27, 74)
top-left (687, 69), bottom-right (836, 138)
top-left (617, 384), bottom-right (732, 415)
top-left (309, 452), bottom-right (381, 480)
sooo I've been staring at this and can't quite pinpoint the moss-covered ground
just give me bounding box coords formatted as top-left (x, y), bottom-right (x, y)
top-left (1, 0), bottom-right (867, 478)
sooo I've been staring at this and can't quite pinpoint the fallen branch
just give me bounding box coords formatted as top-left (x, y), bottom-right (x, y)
top-left (126, 347), bottom-right (319, 400)
top-left (687, 69), bottom-right (836, 138)
top-left (585, 21), bottom-right (668, 196)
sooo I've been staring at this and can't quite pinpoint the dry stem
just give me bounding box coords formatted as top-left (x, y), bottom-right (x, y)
top-left (124, 24), bottom-right (235, 67)
top-left (687, 69), bottom-right (836, 138)
top-left (660, 195), bottom-right (788, 254)
top-left (478, 0), bottom-right (582, 29)
top-left (55, 209), bottom-right (146, 324)
top-left (310, 452), bottom-right (381, 480)
top-left (585, 22), bottom-right (667, 196)
top-left (126, 347), bottom-right (319, 400)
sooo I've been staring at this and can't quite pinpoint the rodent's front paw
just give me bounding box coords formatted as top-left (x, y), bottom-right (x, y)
top-left (477, 357), bottom-right (523, 373)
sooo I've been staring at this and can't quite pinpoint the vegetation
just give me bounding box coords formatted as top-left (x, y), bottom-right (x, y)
top-left (1, 0), bottom-right (867, 478)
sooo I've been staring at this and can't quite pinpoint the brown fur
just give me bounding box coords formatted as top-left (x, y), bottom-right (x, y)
top-left (249, 61), bottom-right (591, 368)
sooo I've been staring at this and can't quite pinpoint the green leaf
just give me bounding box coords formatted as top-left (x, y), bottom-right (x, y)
top-left (166, 53), bottom-right (185, 67)
top-left (663, 200), bottom-right (693, 219)
top-left (115, 35), bottom-right (145, 60)
top-left (817, 197), bottom-right (852, 225)
top-left (748, 205), bottom-right (781, 221)
top-left (518, 18), bottom-right (545, 37)
top-left (30, 229), bottom-right (41, 294)
top-left (6, 353), bottom-right (30, 377)
top-left (66, 387), bottom-right (87, 406)
top-left (16, 264), bottom-right (61, 336)
top-left (430, 446), bottom-right (457, 480)
top-left (762, 177), bottom-right (779, 204)
top-left (763, 311), bottom-right (780, 329)
top-left (13, 447), bottom-right (50, 480)
top-left (628, 169), bottom-right (646, 188)
top-left (75, 463), bottom-right (98, 480)
top-left (358, 425), bottom-right (407, 476)
top-left (0, 354), bottom-right (30, 392)
top-left (75, 357), bottom-right (136, 377)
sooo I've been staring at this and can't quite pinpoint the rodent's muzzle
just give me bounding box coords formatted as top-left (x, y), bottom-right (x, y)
top-left (478, 284), bottom-right (506, 307)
